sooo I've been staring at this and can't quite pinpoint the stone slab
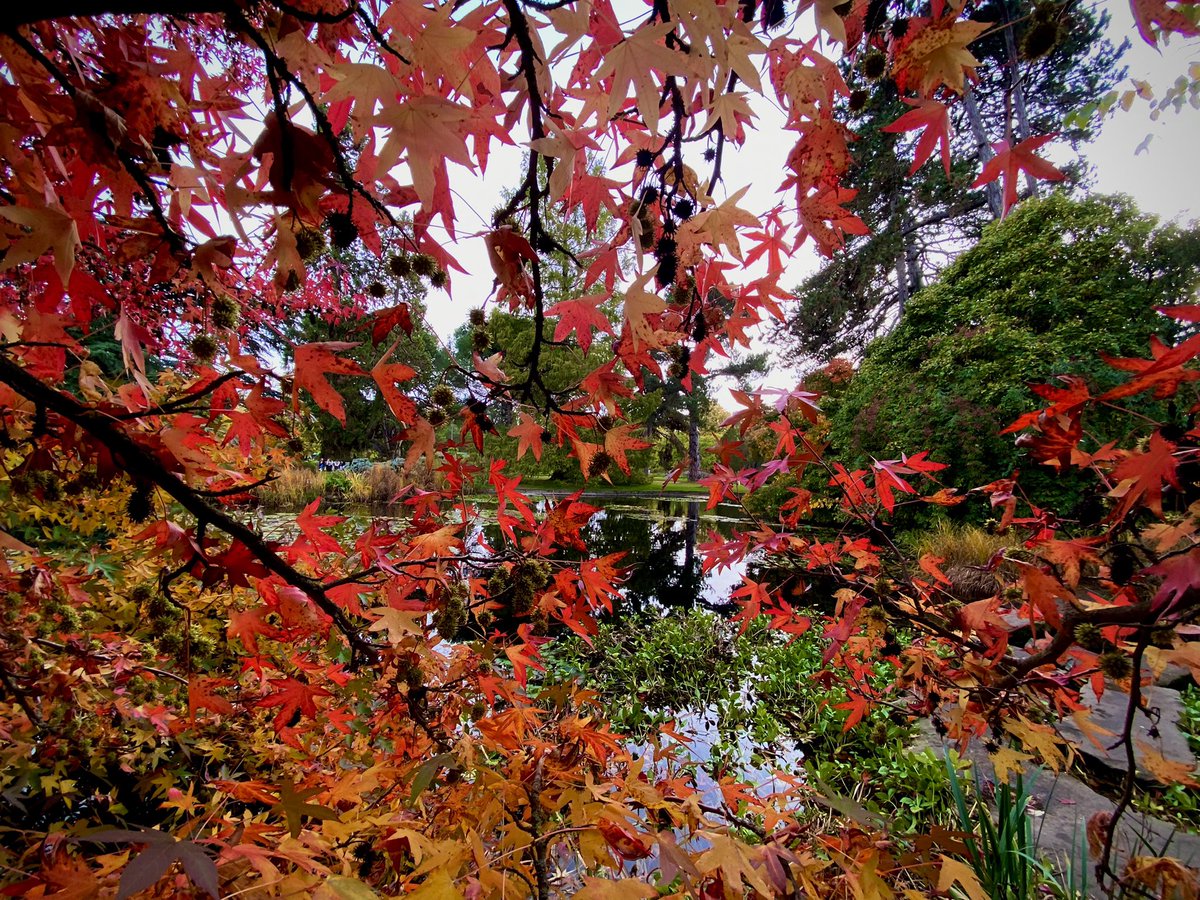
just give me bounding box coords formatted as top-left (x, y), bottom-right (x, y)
top-left (1057, 684), bottom-right (1195, 779)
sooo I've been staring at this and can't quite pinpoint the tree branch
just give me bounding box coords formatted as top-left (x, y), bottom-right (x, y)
top-left (0, 352), bottom-right (380, 665)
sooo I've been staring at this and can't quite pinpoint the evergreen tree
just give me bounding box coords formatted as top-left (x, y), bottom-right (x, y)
top-left (775, 0), bottom-right (1127, 363)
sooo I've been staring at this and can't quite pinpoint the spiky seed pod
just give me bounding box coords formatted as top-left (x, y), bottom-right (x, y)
top-left (147, 594), bottom-right (173, 621)
top-left (127, 484), bottom-right (153, 523)
top-left (863, 605), bottom-right (888, 624)
top-left (471, 329), bottom-right (490, 352)
top-left (635, 149), bottom-right (655, 168)
top-left (432, 385), bottom-right (455, 409)
top-left (38, 473), bottom-right (61, 502)
top-left (1072, 621), bottom-right (1104, 651)
top-left (1151, 628), bottom-right (1176, 649)
top-left (862, 50), bottom-right (888, 80)
top-left (653, 236), bottom-right (677, 261)
top-left (638, 219), bottom-right (656, 250)
top-left (469, 701), bottom-right (486, 721)
top-left (668, 361), bottom-right (687, 380)
top-left (540, 429), bottom-right (553, 443)
top-left (189, 333), bottom-right (218, 362)
top-left (368, 281), bottom-right (388, 299)
top-left (388, 254), bottom-right (412, 278)
top-left (468, 307), bottom-right (487, 328)
top-left (1099, 650), bottom-right (1132, 681)
top-left (287, 437), bottom-right (305, 453)
top-left (1032, 1), bottom-right (1058, 22)
top-left (130, 582), bottom-right (155, 606)
top-left (426, 407), bottom-right (447, 427)
top-left (891, 17), bottom-right (910, 38)
top-left (598, 414), bottom-right (614, 431)
top-left (849, 89), bottom-right (870, 113)
top-left (295, 227), bottom-right (326, 261)
top-left (157, 630), bottom-right (183, 656)
top-left (429, 269), bottom-right (448, 289)
top-left (588, 450), bottom-right (612, 479)
top-left (656, 254), bottom-right (677, 289)
top-left (1021, 19), bottom-right (1060, 59)
top-left (692, 315), bottom-right (708, 343)
top-left (412, 254), bottom-right (437, 277)
top-left (641, 187), bottom-right (660, 206)
top-left (673, 199), bottom-right (694, 220)
top-left (432, 590), bottom-right (467, 640)
top-left (1108, 544), bottom-right (1139, 586)
top-left (327, 211), bottom-right (358, 249)
top-left (211, 295), bottom-right (240, 330)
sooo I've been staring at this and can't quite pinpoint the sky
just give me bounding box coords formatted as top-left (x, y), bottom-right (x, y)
top-left (414, 3), bottom-right (1199, 398)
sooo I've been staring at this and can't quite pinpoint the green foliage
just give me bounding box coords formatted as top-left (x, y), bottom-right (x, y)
top-left (776, 0), bottom-right (1127, 363)
top-left (827, 193), bottom-right (1200, 514)
top-left (548, 610), bottom-right (960, 834)
top-left (947, 760), bottom-right (1035, 899)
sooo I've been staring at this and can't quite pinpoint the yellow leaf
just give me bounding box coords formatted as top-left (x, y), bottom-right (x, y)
top-left (989, 746), bottom-right (1033, 785)
top-left (938, 855), bottom-right (990, 900)
top-left (573, 877), bottom-right (658, 900)
top-left (895, 19), bottom-right (989, 95)
top-left (1004, 716), bottom-right (1070, 771)
top-left (595, 23), bottom-right (692, 133)
top-left (622, 267), bottom-right (667, 350)
top-left (1137, 741), bottom-right (1200, 787)
top-left (314, 876), bottom-right (381, 900)
top-left (0, 203), bottom-right (80, 284)
top-left (406, 870), bottom-right (463, 900)
top-left (679, 185), bottom-right (758, 261)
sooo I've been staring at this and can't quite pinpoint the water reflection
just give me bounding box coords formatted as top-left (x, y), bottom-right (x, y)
top-left (258, 494), bottom-right (754, 612)
top-left (475, 494), bottom-right (750, 614)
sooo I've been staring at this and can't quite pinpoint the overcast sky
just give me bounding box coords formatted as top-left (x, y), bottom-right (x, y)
top-left (416, 4), bottom-right (1199, 394)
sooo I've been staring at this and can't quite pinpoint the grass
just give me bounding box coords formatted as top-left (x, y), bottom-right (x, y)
top-left (909, 520), bottom-right (1018, 569)
top-left (947, 759), bottom-right (1043, 900)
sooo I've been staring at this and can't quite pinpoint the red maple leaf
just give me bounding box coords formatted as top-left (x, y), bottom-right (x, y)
top-left (1101, 333), bottom-right (1200, 401)
top-left (971, 134), bottom-right (1067, 217)
top-left (795, 186), bottom-right (869, 257)
top-left (292, 342), bottom-right (366, 425)
top-left (604, 423), bottom-right (651, 476)
top-left (1131, 0), bottom-right (1200, 45)
top-left (296, 500), bottom-right (346, 556)
top-left (508, 413), bottom-right (547, 461)
top-left (369, 303), bottom-right (413, 344)
top-left (882, 98), bottom-right (952, 175)
top-left (255, 677), bottom-right (332, 732)
top-left (1108, 433), bottom-right (1179, 521)
top-left (546, 293), bottom-right (612, 354)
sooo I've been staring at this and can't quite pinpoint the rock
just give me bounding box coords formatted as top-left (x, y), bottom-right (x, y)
top-left (909, 720), bottom-right (1200, 882)
top-left (1057, 684), bottom-right (1196, 780)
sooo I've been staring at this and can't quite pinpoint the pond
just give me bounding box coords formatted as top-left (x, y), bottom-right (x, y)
top-left (259, 493), bottom-right (756, 615)
top-left (258, 494), bottom-right (814, 808)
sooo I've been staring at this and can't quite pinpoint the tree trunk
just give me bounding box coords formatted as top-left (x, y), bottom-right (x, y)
top-left (963, 87), bottom-right (1003, 219)
top-left (1004, 4), bottom-right (1037, 197)
top-left (687, 398), bottom-right (702, 482)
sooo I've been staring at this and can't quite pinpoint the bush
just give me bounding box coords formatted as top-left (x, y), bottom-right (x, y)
top-left (258, 466), bottom-right (324, 509)
top-left (347, 463), bottom-right (408, 506)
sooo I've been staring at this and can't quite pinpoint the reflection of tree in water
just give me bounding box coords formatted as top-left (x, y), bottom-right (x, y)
top-left (480, 497), bottom-right (746, 616)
